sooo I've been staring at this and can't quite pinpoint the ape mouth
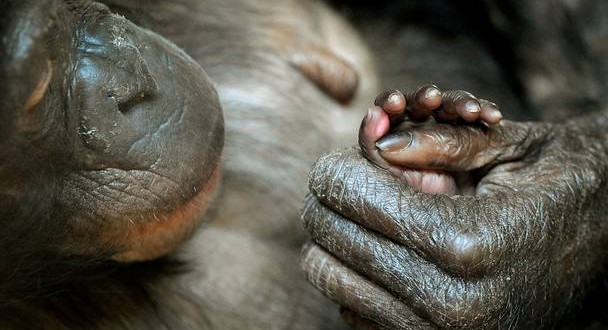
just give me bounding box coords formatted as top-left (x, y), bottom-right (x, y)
top-left (109, 163), bottom-right (222, 262)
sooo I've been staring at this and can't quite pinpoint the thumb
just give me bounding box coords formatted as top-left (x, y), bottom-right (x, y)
top-left (375, 120), bottom-right (546, 172)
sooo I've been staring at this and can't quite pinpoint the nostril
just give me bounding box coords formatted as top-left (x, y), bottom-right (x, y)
top-left (107, 88), bottom-right (153, 114)
top-left (120, 92), bottom-right (151, 114)
top-left (104, 50), bottom-right (159, 114)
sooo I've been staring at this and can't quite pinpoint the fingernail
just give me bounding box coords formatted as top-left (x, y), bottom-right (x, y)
top-left (388, 92), bottom-right (402, 105)
top-left (376, 132), bottom-right (413, 152)
top-left (366, 107), bottom-right (387, 137)
top-left (425, 87), bottom-right (441, 99)
top-left (486, 108), bottom-right (503, 124)
top-left (374, 90), bottom-right (394, 106)
top-left (487, 107), bottom-right (502, 120)
top-left (465, 100), bottom-right (481, 113)
top-left (366, 107), bottom-right (376, 121)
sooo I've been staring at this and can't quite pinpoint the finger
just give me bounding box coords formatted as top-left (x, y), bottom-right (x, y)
top-left (405, 84), bottom-right (442, 122)
top-left (358, 109), bottom-right (457, 193)
top-left (360, 107), bottom-right (391, 149)
top-left (433, 90), bottom-right (482, 123)
top-left (376, 120), bottom-right (536, 172)
top-left (358, 106), bottom-right (401, 176)
top-left (479, 99), bottom-right (503, 125)
top-left (301, 199), bottom-right (506, 329)
top-left (300, 243), bottom-right (435, 330)
top-left (291, 44), bottom-right (358, 105)
top-left (308, 149), bottom-right (537, 277)
top-left (374, 90), bottom-right (406, 116)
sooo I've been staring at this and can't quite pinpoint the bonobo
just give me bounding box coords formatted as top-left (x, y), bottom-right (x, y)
top-left (1, 0), bottom-right (373, 328)
top-left (5, 0), bottom-right (608, 329)
top-left (301, 1), bottom-right (608, 329)
top-left (1, 0), bottom-right (223, 282)
top-left (97, 0), bottom-right (376, 328)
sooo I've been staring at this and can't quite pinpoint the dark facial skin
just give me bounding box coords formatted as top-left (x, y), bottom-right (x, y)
top-left (65, 4), bottom-right (224, 262)
top-left (1, 0), bottom-right (222, 305)
top-left (301, 1), bottom-right (608, 329)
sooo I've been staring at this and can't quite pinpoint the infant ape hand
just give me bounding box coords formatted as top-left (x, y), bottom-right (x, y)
top-left (301, 113), bottom-right (608, 329)
top-left (360, 86), bottom-right (505, 195)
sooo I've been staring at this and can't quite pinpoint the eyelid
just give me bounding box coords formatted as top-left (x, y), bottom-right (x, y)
top-left (23, 59), bottom-right (53, 113)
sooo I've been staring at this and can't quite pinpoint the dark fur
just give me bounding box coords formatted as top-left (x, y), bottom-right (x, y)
top-left (3, 0), bottom-right (608, 329)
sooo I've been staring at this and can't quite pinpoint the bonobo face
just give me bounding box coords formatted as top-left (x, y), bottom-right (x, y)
top-left (1, 1), bottom-right (223, 262)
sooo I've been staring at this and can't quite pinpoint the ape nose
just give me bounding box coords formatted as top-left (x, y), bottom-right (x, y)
top-left (79, 24), bottom-right (160, 115)
top-left (106, 58), bottom-right (159, 114)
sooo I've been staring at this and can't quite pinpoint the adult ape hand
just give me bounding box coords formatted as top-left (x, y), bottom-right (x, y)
top-left (300, 114), bottom-right (608, 329)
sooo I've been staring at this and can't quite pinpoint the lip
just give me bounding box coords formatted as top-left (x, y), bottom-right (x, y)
top-left (110, 163), bottom-right (222, 262)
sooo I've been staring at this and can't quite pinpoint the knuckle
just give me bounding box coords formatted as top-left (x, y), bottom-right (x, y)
top-left (300, 198), bottom-right (343, 244)
top-left (431, 198), bottom-right (506, 278)
top-left (458, 90), bottom-right (477, 100)
top-left (444, 90), bottom-right (475, 103)
top-left (309, 147), bottom-right (396, 215)
top-left (444, 232), bottom-right (485, 273)
top-left (437, 230), bottom-right (493, 278)
top-left (480, 99), bottom-right (498, 108)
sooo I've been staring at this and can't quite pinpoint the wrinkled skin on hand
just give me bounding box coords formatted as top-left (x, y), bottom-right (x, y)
top-left (300, 115), bottom-right (608, 329)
